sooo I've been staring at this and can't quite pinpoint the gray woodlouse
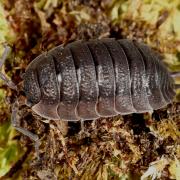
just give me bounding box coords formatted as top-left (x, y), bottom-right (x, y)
top-left (0, 38), bottom-right (176, 158)
top-left (23, 38), bottom-right (176, 121)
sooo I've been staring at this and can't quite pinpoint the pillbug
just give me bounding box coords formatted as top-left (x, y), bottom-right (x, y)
top-left (0, 38), bottom-right (176, 158)
top-left (23, 38), bottom-right (176, 121)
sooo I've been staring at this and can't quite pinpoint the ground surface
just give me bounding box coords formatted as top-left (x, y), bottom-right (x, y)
top-left (0, 0), bottom-right (180, 179)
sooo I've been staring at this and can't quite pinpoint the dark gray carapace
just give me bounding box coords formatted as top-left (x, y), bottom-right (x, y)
top-left (23, 38), bottom-right (176, 121)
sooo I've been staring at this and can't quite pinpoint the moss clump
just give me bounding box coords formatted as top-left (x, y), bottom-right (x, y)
top-left (0, 0), bottom-right (179, 179)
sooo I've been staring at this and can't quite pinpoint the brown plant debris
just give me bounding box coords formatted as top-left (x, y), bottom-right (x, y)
top-left (0, 0), bottom-right (179, 179)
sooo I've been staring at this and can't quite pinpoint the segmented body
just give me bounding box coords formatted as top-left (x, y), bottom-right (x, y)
top-left (23, 38), bottom-right (175, 121)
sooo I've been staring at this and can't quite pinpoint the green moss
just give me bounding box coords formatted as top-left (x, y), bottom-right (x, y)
top-left (0, 122), bottom-right (22, 177)
top-left (0, 0), bottom-right (180, 179)
top-left (0, 1), bottom-right (15, 52)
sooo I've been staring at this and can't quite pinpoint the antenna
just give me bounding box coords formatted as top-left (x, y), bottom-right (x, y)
top-left (0, 44), bottom-right (17, 90)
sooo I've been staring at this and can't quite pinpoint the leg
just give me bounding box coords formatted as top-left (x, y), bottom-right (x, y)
top-left (80, 119), bottom-right (90, 136)
top-left (171, 72), bottom-right (180, 89)
top-left (170, 72), bottom-right (180, 78)
top-left (54, 120), bottom-right (68, 136)
top-left (0, 44), bottom-right (17, 90)
top-left (0, 44), bottom-right (11, 68)
top-left (92, 119), bottom-right (97, 130)
top-left (80, 119), bottom-right (85, 132)
top-left (11, 100), bottom-right (41, 160)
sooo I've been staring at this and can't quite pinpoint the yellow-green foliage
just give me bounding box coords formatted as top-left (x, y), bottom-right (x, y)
top-left (0, 1), bottom-right (20, 178)
top-left (0, 1), bottom-right (15, 51)
top-left (0, 122), bottom-right (22, 177)
top-left (0, 0), bottom-right (180, 179)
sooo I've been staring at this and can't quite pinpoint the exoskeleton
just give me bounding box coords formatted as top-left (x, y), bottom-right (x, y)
top-left (23, 38), bottom-right (175, 120)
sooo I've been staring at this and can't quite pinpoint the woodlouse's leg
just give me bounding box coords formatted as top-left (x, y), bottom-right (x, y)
top-left (170, 72), bottom-right (180, 78)
top-left (11, 100), bottom-right (41, 160)
top-left (91, 119), bottom-right (97, 130)
top-left (171, 72), bottom-right (180, 89)
top-left (0, 44), bottom-right (17, 90)
top-left (54, 120), bottom-right (68, 136)
top-left (0, 44), bottom-right (11, 68)
top-left (80, 119), bottom-right (85, 132)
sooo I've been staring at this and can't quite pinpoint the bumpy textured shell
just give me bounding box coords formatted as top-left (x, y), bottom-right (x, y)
top-left (23, 38), bottom-right (175, 121)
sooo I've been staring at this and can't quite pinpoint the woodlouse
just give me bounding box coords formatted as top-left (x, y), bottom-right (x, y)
top-left (23, 38), bottom-right (176, 121)
top-left (0, 38), bottom-right (176, 158)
